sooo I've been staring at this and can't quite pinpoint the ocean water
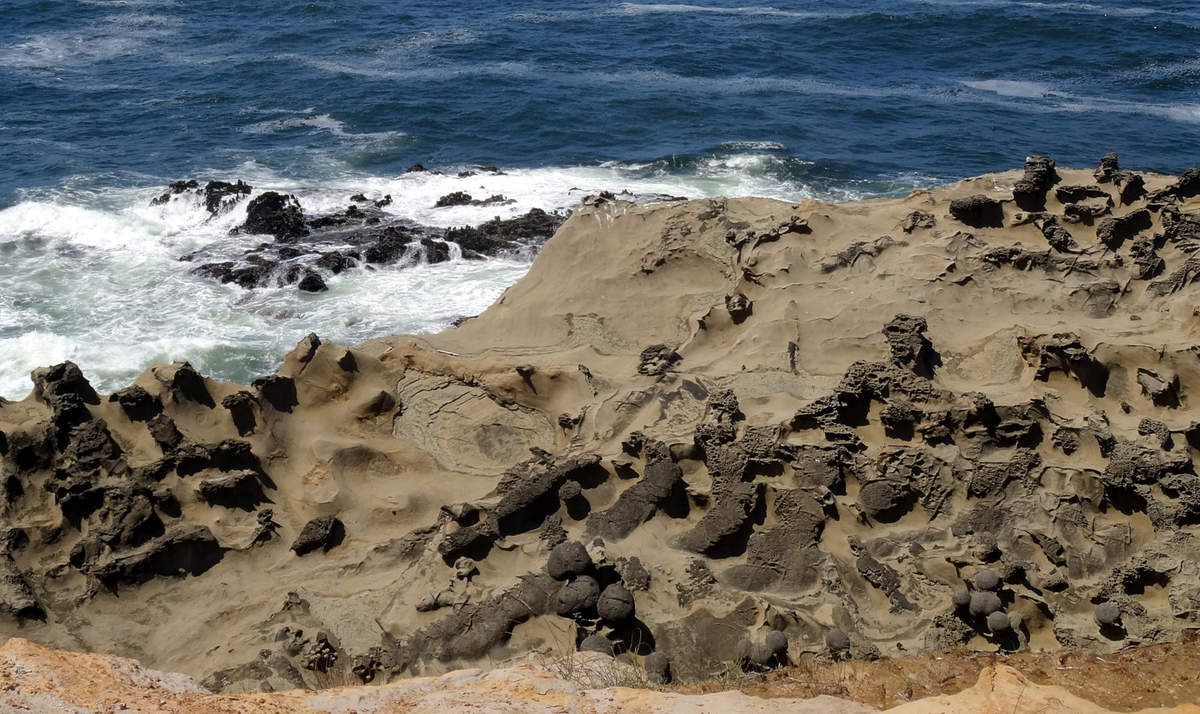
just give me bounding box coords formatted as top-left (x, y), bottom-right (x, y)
top-left (1, 0), bottom-right (1198, 399)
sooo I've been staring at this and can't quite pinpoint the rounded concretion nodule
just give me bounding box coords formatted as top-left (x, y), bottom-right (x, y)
top-left (748, 642), bottom-right (777, 667)
top-left (986, 611), bottom-right (1011, 632)
top-left (1095, 602), bottom-right (1122, 627)
top-left (579, 632), bottom-right (614, 655)
top-left (555, 575), bottom-right (600, 616)
top-left (644, 652), bottom-right (671, 684)
top-left (546, 540), bottom-right (592, 581)
top-left (969, 591), bottom-right (1003, 617)
top-left (951, 587), bottom-right (971, 609)
top-left (973, 569), bottom-right (1001, 591)
top-left (765, 630), bottom-right (789, 655)
top-left (558, 481), bottom-right (582, 501)
top-left (596, 583), bottom-right (635, 622)
top-left (858, 480), bottom-right (911, 519)
top-left (825, 628), bottom-right (851, 652)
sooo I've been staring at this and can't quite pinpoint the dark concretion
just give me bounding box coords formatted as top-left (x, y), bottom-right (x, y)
top-left (950, 195), bottom-right (1004, 228)
top-left (546, 540), bottom-right (592, 581)
top-left (291, 516), bottom-right (345, 556)
top-left (554, 575), bottom-right (600, 616)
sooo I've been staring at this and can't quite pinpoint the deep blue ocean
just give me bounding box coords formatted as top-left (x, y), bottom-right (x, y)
top-left (0, 0), bottom-right (1198, 397)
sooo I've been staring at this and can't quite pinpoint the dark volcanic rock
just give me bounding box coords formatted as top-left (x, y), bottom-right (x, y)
top-left (725, 293), bottom-right (752, 323)
top-left (1094, 153), bottom-right (1121, 183)
top-left (1151, 167), bottom-right (1200, 203)
top-left (1137, 368), bottom-right (1180, 408)
top-left (240, 192), bottom-right (309, 240)
top-left (1096, 209), bottom-right (1152, 249)
top-left (950, 194), bottom-right (1004, 228)
top-left (1028, 333), bottom-right (1109, 397)
top-left (902, 210), bottom-right (936, 233)
top-left (443, 208), bottom-right (563, 254)
top-left (91, 524), bottom-right (223, 589)
top-left (201, 180), bottom-right (252, 214)
top-left (151, 179), bottom-right (251, 215)
top-left (297, 271), bottom-right (328, 292)
top-left (1037, 215), bottom-right (1076, 253)
top-left (883, 314), bottom-right (939, 377)
top-left (253, 375), bottom-right (298, 412)
top-left (490, 455), bottom-right (603, 536)
top-left (108, 385), bottom-right (161, 422)
top-left (435, 191), bottom-right (473, 207)
top-left (588, 445), bottom-right (685, 541)
top-left (1054, 185), bottom-right (1108, 204)
top-left (221, 391), bottom-right (257, 436)
top-left (1129, 236), bottom-right (1164, 280)
top-left (291, 516), bottom-right (345, 556)
top-left (435, 192), bottom-right (512, 208)
top-left (638, 345), bottom-right (682, 377)
top-left (195, 471), bottom-right (267, 510)
top-left (1011, 156), bottom-right (1058, 211)
top-left (1116, 172), bottom-right (1147, 205)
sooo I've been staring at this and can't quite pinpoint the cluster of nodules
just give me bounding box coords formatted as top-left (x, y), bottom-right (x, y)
top-left (0, 358), bottom-right (346, 614)
top-left (153, 176), bottom-right (564, 292)
top-left (949, 569), bottom-right (1020, 650)
top-left (544, 540), bottom-right (660, 672)
top-left (941, 155), bottom-right (1200, 293)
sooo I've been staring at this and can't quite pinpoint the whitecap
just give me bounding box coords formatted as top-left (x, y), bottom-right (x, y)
top-left (962, 79), bottom-right (1057, 99)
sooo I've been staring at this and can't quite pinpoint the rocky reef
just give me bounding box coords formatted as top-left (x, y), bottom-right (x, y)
top-left (156, 177), bottom-right (565, 292)
top-left (4, 156), bottom-right (1200, 694)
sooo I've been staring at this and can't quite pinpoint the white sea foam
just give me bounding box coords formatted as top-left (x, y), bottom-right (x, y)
top-left (242, 113), bottom-right (407, 143)
top-left (963, 79), bottom-right (1200, 124)
top-left (0, 157), bottom-right (925, 398)
top-left (962, 79), bottom-right (1055, 99)
top-left (0, 13), bottom-right (177, 70)
top-left (613, 3), bottom-right (823, 18)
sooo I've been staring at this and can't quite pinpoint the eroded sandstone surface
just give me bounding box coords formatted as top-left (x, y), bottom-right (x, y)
top-left (3, 156), bottom-right (1200, 695)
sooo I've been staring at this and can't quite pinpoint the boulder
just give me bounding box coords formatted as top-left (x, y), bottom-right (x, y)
top-left (546, 540), bottom-right (592, 581)
top-left (644, 652), bottom-right (671, 684)
top-left (596, 583), bottom-right (635, 622)
top-left (240, 192), bottom-right (308, 240)
top-left (825, 628), bottom-right (851, 653)
top-left (579, 632), bottom-right (614, 655)
top-left (974, 569), bottom-right (1001, 591)
top-left (1094, 602), bottom-right (1121, 627)
top-left (291, 516), bottom-right (345, 556)
top-left (986, 611), bottom-right (1011, 633)
top-left (1094, 153), bottom-right (1120, 183)
top-left (1011, 156), bottom-right (1058, 211)
top-left (108, 385), bottom-right (162, 422)
top-left (950, 195), bottom-right (1004, 228)
top-left (969, 591), bottom-right (1003, 617)
top-left (554, 575), bottom-right (600, 616)
top-left (195, 471), bottom-right (266, 510)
